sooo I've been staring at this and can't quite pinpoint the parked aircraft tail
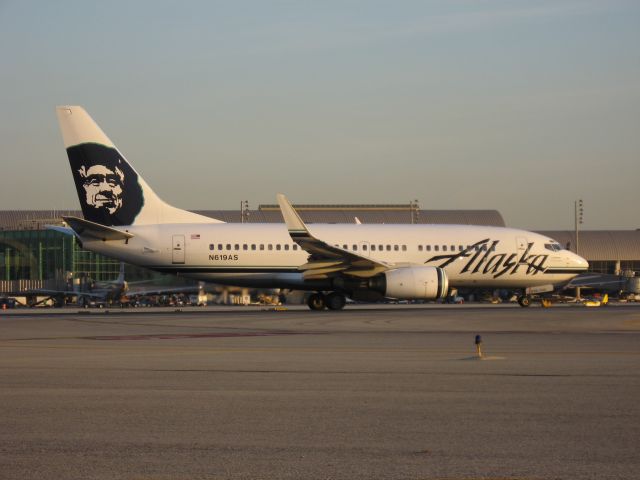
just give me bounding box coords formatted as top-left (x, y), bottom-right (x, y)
top-left (56, 106), bottom-right (222, 227)
top-left (116, 262), bottom-right (125, 284)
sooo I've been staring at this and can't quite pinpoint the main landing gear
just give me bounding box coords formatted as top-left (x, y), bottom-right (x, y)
top-left (307, 292), bottom-right (347, 311)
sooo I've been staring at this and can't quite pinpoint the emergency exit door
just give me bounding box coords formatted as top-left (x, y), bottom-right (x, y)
top-left (172, 235), bottom-right (185, 264)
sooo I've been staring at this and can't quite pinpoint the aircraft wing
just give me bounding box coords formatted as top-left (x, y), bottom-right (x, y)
top-left (277, 194), bottom-right (391, 279)
top-left (565, 273), bottom-right (630, 290)
top-left (127, 285), bottom-right (204, 297)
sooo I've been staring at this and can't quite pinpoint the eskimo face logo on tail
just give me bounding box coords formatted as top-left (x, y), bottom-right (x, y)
top-left (78, 163), bottom-right (124, 214)
top-left (67, 143), bottom-right (144, 226)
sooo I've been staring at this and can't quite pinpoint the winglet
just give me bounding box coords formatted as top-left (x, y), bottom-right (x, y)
top-left (276, 193), bottom-right (308, 235)
top-left (276, 193), bottom-right (391, 277)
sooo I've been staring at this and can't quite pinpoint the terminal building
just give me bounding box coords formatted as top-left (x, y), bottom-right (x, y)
top-left (1, 205), bottom-right (638, 292)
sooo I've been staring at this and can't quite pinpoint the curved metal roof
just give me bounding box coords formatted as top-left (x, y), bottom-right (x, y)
top-left (0, 208), bottom-right (505, 229)
top-left (193, 209), bottom-right (505, 226)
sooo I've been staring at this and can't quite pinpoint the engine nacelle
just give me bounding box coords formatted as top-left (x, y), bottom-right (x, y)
top-left (371, 266), bottom-right (449, 300)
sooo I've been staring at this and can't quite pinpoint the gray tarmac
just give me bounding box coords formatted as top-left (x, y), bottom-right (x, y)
top-left (1, 304), bottom-right (640, 479)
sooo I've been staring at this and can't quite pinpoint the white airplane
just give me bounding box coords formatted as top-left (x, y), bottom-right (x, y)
top-left (53, 106), bottom-right (589, 310)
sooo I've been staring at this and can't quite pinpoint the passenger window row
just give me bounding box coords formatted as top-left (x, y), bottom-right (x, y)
top-left (207, 242), bottom-right (493, 254)
top-left (209, 243), bottom-right (299, 251)
top-left (331, 243), bottom-right (493, 253)
top-left (418, 244), bottom-right (492, 252)
top-left (334, 244), bottom-right (408, 252)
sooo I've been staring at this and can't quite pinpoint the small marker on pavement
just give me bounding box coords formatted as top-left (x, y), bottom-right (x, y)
top-left (475, 334), bottom-right (483, 358)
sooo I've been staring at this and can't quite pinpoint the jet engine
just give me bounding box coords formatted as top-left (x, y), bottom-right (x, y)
top-left (369, 266), bottom-right (449, 300)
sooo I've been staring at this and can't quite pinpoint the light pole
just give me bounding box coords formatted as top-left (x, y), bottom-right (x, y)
top-left (574, 199), bottom-right (584, 299)
top-left (574, 199), bottom-right (583, 255)
top-left (410, 199), bottom-right (419, 224)
top-left (241, 200), bottom-right (250, 224)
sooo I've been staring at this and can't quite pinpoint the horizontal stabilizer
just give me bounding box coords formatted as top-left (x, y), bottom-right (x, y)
top-left (63, 216), bottom-right (134, 241)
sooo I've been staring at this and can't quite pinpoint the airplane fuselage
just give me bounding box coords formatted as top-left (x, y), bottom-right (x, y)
top-left (82, 222), bottom-right (588, 291)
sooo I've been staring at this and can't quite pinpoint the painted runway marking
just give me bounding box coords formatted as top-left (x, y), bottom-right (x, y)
top-left (84, 331), bottom-right (312, 341)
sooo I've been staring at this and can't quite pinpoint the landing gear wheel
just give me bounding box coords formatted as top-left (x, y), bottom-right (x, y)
top-left (307, 293), bottom-right (326, 311)
top-left (325, 292), bottom-right (347, 311)
top-left (518, 295), bottom-right (531, 307)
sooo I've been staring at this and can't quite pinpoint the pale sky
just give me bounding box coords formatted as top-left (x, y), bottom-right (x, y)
top-left (0, 0), bottom-right (638, 230)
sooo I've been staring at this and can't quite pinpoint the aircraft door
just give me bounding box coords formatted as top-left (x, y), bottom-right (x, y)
top-left (172, 235), bottom-right (185, 264)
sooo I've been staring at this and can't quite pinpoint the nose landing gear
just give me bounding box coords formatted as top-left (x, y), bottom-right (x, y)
top-left (517, 295), bottom-right (531, 307)
top-left (518, 294), bottom-right (553, 307)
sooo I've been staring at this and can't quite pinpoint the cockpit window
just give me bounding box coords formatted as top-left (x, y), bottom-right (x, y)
top-left (544, 243), bottom-right (563, 252)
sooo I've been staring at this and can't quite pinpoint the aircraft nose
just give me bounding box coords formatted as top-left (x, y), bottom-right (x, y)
top-left (571, 252), bottom-right (589, 269)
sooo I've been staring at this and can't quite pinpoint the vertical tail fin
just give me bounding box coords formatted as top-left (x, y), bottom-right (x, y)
top-left (56, 106), bottom-right (222, 226)
top-left (116, 262), bottom-right (125, 284)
